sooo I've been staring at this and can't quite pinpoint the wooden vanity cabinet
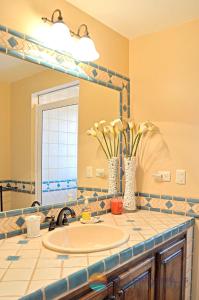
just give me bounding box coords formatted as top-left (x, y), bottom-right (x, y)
top-left (155, 238), bottom-right (186, 300)
top-left (59, 235), bottom-right (187, 300)
top-left (115, 257), bottom-right (155, 300)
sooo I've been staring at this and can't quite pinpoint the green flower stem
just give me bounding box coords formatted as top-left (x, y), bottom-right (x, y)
top-left (133, 133), bottom-right (142, 156)
top-left (96, 136), bottom-right (109, 159)
top-left (113, 135), bottom-right (116, 157)
top-left (108, 137), bottom-right (113, 157)
top-left (130, 129), bottom-right (134, 157)
top-left (102, 132), bottom-right (112, 158)
top-left (116, 135), bottom-right (119, 156)
top-left (123, 131), bottom-right (129, 157)
top-left (130, 133), bottom-right (138, 157)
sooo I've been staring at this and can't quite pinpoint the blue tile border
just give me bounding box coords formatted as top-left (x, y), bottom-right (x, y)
top-left (104, 254), bottom-right (120, 271)
top-left (88, 261), bottom-right (105, 277)
top-left (68, 269), bottom-right (88, 290)
top-left (120, 248), bottom-right (133, 264)
top-left (45, 279), bottom-right (68, 300)
top-left (138, 192), bottom-right (199, 218)
top-left (19, 289), bottom-right (43, 300)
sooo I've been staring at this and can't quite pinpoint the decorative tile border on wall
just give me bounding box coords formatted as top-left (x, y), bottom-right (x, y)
top-left (136, 192), bottom-right (199, 218)
top-left (0, 180), bottom-right (35, 194)
top-left (42, 179), bottom-right (77, 193)
top-left (0, 179), bottom-right (77, 194)
top-left (0, 193), bottom-right (122, 239)
top-left (0, 24), bottom-right (131, 193)
top-left (77, 187), bottom-right (108, 199)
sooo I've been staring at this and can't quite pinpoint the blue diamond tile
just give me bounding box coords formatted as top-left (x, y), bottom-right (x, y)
top-left (165, 201), bottom-right (173, 209)
top-left (16, 217), bottom-right (25, 227)
top-left (7, 256), bottom-right (20, 261)
top-left (8, 37), bottom-right (18, 48)
top-left (146, 197), bottom-right (151, 202)
top-left (100, 201), bottom-right (105, 209)
top-left (92, 69), bottom-right (98, 77)
top-left (93, 192), bottom-right (98, 197)
top-left (57, 255), bottom-right (69, 260)
top-left (18, 240), bottom-right (29, 244)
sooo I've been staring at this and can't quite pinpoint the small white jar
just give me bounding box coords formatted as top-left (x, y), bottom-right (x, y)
top-left (25, 215), bottom-right (41, 238)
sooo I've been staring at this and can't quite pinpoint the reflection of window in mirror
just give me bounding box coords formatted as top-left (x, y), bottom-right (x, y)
top-left (35, 82), bottom-right (79, 206)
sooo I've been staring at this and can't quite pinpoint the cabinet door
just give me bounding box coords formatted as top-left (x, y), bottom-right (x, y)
top-left (156, 238), bottom-right (186, 300)
top-left (116, 257), bottom-right (155, 300)
top-left (78, 282), bottom-right (115, 300)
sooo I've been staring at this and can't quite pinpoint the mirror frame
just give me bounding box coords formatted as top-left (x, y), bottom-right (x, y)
top-left (0, 24), bottom-right (130, 211)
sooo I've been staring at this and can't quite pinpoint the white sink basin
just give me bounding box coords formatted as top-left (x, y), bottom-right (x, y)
top-left (42, 224), bottom-right (129, 253)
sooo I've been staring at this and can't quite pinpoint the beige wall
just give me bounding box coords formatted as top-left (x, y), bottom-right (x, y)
top-left (0, 0), bottom-right (129, 76)
top-left (0, 82), bottom-right (10, 179)
top-left (129, 19), bottom-right (199, 300)
top-left (129, 19), bottom-right (199, 197)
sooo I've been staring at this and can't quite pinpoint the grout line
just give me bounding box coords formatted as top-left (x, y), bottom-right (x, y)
top-left (24, 248), bottom-right (42, 295)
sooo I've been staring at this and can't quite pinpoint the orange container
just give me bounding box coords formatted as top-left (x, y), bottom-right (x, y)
top-left (111, 198), bottom-right (123, 214)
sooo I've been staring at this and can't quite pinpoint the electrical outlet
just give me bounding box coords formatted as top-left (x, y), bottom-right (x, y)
top-left (152, 171), bottom-right (171, 182)
top-left (96, 169), bottom-right (105, 177)
top-left (176, 169), bottom-right (186, 185)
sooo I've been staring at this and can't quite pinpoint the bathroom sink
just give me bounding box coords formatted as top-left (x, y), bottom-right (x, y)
top-left (42, 224), bottom-right (129, 253)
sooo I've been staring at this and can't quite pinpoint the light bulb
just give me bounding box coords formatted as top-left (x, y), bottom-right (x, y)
top-left (47, 22), bottom-right (72, 53)
top-left (72, 36), bottom-right (99, 62)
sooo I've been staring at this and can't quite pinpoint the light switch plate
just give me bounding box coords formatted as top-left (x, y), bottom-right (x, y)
top-left (86, 166), bottom-right (93, 178)
top-left (176, 169), bottom-right (186, 185)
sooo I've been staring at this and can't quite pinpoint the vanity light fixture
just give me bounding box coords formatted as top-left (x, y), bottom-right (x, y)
top-left (42, 9), bottom-right (99, 62)
top-left (42, 9), bottom-right (72, 52)
top-left (71, 24), bottom-right (99, 62)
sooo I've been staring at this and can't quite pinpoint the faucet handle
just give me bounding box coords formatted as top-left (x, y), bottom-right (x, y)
top-left (45, 215), bottom-right (56, 231)
top-left (70, 209), bottom-right (76, 218)
top-left (62, 213), bottom-right (69, 226)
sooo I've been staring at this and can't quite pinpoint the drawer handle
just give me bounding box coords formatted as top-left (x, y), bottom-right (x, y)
top-left (118, 290), bottom-right (123, 296)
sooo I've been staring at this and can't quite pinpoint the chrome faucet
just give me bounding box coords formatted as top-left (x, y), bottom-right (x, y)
top-left (56, 206), bottom-right (76, 227)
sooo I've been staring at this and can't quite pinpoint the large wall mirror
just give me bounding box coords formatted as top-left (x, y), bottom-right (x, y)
top-left (0, 26), bottom-right (130, 212)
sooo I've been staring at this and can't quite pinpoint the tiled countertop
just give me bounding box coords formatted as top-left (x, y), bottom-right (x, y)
top-left (0, 210), bottom-right (194, 300)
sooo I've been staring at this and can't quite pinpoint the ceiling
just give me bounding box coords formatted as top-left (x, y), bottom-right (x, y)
top-left (0, 53), bottom-right (44, 83)
top-left (66, 0), bottom-right (199, 38)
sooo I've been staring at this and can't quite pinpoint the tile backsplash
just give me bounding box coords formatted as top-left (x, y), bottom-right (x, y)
top-left (0, 191), bottom-right (119, 239)
top-left (137, 192), bottom-right (199, 218)
top-left (1, 188), bottom-right (199, 240)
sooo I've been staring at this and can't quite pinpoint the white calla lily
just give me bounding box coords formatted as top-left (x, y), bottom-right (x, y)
top-left (87, 128), bottom-right (97, 137)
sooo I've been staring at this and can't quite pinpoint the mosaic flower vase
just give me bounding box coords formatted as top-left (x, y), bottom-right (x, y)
top-left (108, 157), bottom-right (119, 194)
top-left (123, 157), bottom-right (137, 211)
